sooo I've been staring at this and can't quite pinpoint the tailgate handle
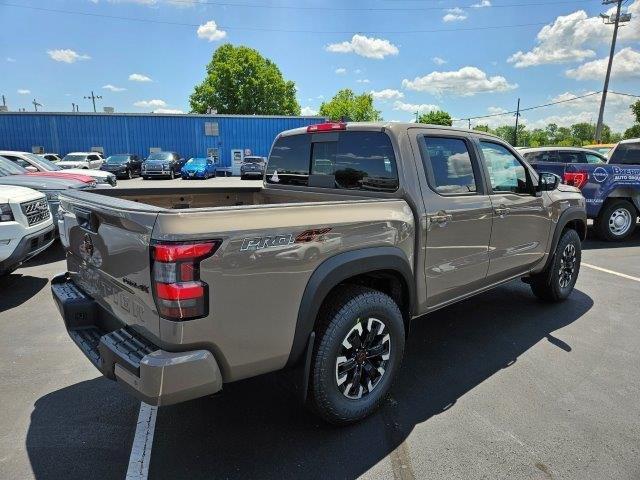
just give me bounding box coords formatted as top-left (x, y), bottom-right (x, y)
top-left (75, 208), bottom-right (98, 233)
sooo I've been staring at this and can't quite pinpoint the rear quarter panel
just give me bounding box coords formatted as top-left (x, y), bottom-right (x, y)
top-left (152, 199), bottom-right (415, 382)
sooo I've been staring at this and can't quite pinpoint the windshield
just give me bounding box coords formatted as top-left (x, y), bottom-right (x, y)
top-left (107, 155), bottom-right (131, 164)
top-left (147, 152), bottom-right (172, 161)
top-left (26, 153), bottom-right (61, 171)
top-left (186, 158), bottom-right (207, 165)
top-left (0, 156), bottom-right (27, 175)
top-left (243, 157), bottom-right (263, 164)
top-left (63, 154), bottom-right (89, 162)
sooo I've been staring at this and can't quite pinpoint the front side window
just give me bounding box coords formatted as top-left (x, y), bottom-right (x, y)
top-left (585, 153), bottom-right (605, 164)
top-left (480, 141), bottom-right (531, 195)
top-left (418, 136), bottom-right (478, 195)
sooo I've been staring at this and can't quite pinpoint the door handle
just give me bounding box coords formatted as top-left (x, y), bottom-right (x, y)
top-left (494, 206), bottom-right (511, 217)
top-left (429, 212), bottom-right (453, 225)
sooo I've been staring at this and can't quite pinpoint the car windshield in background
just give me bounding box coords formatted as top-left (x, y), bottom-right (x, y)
top-left (28, 155), bottom-right (61, 171)
top-left (593, 147), bottom-right (612, 156)
top-left (147, 153), bottom-right (172, 161)
top-left (0, 156), bottom-right (27, 175)
top-left (609, 142), bottom-right (640, 165)
top-left (243, 157), bottom-right (263, 163)
top-left (187, 158), bottom-right (207, 165)
top-left (63, 154), bottom-right (88, 162)
top-left (107, 155), bottom-right (130, 164)
top-left (266, 131), bottom-right (399, 192)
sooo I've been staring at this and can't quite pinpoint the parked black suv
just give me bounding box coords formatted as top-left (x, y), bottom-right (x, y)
top-left (101, 154), bottom-right (143, 179)
top-left (141, 152), bottom-right (185, 179)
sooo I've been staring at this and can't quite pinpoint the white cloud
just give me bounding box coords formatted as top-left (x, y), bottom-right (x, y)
top-left (354, 69), bottom-right (362, 74)
top-left (393, 101), bottom-right (440, 114)
top-left (471, 0), bottom-right (491, 7)
top-left (432, 56), bottom-right (447, 65)
top-left (335, 67), bottom-right (347, 74)
top-left (402, 66), bottom-right (517, 96)
top-left (17, 89), bottom-right (30, 95)
top-left (154, 108), bottom-right (184, 114)
top-left (134, 99), bottom-right (167, 108)
top-left (129, 73), bottom-right (152, 82)
top-left (301, 106), bottom-right (319, 116)
top-left (6, 57), bottom-right (16, 62)
top-left (326, 34), bottom-right (399, 59)
top-left (443, 7), bottom-right (467, 22)
top-left (356, 79), bottom-right (370, 84)
top-left (508, 2), bottom-right (640, 68)
top-left (370, 89), bottom-right (404, 100)
top-left (566, 47), bottom-right (640, 81)
top-left (197, 20), bottom-right (227, 41)
top-left (102, 84), bottom-right (126, 92)
top-left (47, 49), bottom-right (90, 63)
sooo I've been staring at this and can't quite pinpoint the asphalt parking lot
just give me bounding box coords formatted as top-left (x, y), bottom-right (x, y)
top-left (1, 227), bottom-right (639, 480)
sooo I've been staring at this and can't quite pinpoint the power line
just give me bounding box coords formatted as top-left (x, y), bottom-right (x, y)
top-left (0, 2), bottom-right (556, 34)
top-left (160, 0), bottom-right (596, 12)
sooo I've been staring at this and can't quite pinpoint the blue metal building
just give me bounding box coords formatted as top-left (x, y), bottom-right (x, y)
top-left (0, 112), bottom-right (325, 174)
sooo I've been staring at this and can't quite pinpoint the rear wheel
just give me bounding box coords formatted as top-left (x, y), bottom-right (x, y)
top-left (595, 199), bottom-right (637, 242)
top-left (309, 285), bottom-right (405, 425)
top-left (529, 228), bottom-right (581, 302)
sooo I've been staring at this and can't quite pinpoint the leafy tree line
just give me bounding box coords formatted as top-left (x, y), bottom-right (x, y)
top-left (190, 44), bottom-right (640, 146)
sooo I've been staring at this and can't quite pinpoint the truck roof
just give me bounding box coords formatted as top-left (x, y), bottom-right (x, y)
top-left (277, 121), bottom-right (504, 141)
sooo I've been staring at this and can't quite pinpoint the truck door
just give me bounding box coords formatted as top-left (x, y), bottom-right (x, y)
top-left (477, 140), bottom-right (551, 280)
top-left (414, 133), bottom-right (493, 308)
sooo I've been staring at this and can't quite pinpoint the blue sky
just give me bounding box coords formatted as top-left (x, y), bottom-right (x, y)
top-left (1, 0), bottom-right (639, 132)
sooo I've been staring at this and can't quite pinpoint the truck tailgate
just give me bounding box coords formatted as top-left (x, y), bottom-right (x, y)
top-left (58, 191), bottom-right (162, 339)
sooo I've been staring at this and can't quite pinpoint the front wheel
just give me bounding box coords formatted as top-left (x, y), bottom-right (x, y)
top-left (309, 285), bottom-right (405, 425)
top-left (595, 200), bottom-right (637, 242)
top-left (529, 229), bottom-right (581, 302)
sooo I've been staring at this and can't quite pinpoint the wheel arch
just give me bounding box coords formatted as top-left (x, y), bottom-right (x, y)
top-left (539, 206), bottom-right (587, 273)
top-left (286, 246), bottom-right (415, 369)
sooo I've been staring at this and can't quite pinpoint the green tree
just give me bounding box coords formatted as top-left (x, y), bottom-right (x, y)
top-left (418, 110), bottom-right (453, 126)
top-left (624, 124), bottom-right (640, 139)
top-left (189, 44), bottom-right (300, 115)
top-left (570, 122), bottom-right (595, 144)
top-left (529, 128), bottom-right (549, 147)
top-left (631, 100), bottom-right (640, 123)
top-left (473, 124), bottom-right (492, 133)
top-left (318, 89), bottom-right (381, 122)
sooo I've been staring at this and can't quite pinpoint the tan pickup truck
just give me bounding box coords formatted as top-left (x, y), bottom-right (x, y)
top-left (51, 122), bottom-right (586, 424)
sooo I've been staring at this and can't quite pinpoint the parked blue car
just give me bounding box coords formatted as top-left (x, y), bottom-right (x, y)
top-left (180, 157), bottom-right (217, 179)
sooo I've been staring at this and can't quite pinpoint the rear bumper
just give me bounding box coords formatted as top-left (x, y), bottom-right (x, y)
top-left (50, 273), bottom-right (223, 406)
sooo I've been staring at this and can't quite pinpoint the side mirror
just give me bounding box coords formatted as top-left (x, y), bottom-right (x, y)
top-left (538, 172), bottom-right (560, 192)
top-left (25, 165), bottom-right (38, 173)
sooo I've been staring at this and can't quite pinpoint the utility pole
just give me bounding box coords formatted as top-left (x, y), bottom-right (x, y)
top-left (595, 0), bottom-right (632, 142)
top-left (513, 98), bottom-right (521, 147)
top-left (414, 110), bottom-right (419, 123)
top-left (84, 90), bottom-right (102, 113)
top-left (468, 118), bottom-right (471, 130)
top-left (1, 95), bottom-right (5, 107)
top-left (32, 99), bottom-right (42, 112)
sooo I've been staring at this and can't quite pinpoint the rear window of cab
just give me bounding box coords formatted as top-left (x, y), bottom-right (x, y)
top-left (265, 131), bottom-right (399, 192)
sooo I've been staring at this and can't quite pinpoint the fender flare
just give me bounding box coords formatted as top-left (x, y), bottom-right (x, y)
top-left (286, 246), bottom-right (415, 368)
top-left (540, 206), bottom-right (586, 272)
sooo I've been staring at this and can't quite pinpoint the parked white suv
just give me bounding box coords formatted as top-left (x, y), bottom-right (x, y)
top-left (0, 185), bottom-right (55, 275)
top-left (57, 152), bottom-right (105, 170)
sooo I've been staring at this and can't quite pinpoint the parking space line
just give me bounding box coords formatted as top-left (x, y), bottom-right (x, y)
top-left (125, 403), bottom-right (157, 480)
top-left (582, 263), bottom-right (640, 283)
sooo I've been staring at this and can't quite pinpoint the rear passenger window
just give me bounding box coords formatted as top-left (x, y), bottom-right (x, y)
top-left (266, 131), bottom-right (399, 192)
top-left (418, 137), bottom-right (478, 195)
top-left (524, 151), bottom-right (559, 163)
top-left (558, 151), bottom-right (583, 164)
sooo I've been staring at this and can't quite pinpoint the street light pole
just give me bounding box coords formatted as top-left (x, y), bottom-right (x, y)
top-left (594, 0), bottom-right (630, 142)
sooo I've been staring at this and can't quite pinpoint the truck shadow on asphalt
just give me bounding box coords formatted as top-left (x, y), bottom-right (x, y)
top-left (0, 274), bottom-right (48, 313)
top-left (25, 281), bottom-right (593, 480)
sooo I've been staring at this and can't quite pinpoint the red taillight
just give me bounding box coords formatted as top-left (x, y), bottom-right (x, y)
top-left (151, 240), bottom-right (220, 321)
top-left (563, 171), bottom-right (588, 189)
top-left (307, 122), bottom-right (346, 133)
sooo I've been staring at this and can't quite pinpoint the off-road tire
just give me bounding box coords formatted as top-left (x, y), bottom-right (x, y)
top-left (594, 199), bottom-right (637, 242)
top-left (309, 285), bottom-right (405, 425)
top-left (530, 228), bottom-right (581, 302)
